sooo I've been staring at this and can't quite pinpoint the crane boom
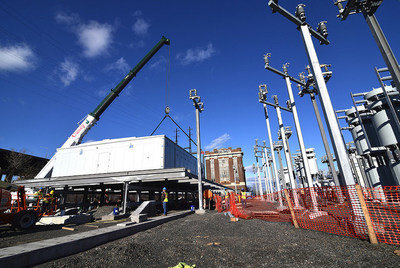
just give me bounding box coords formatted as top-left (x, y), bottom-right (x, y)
top-left (36, 36), bottom-right (170, 178)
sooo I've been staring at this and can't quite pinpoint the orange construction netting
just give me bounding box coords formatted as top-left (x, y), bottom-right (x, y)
top-left (213, 185), bottom-right (400, 246)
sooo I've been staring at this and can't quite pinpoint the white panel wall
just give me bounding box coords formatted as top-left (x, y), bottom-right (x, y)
top-left (52, 135), bottom-right (197, 177)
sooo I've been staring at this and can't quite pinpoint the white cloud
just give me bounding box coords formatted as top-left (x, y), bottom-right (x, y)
top-left (149, 56), bottom-right (166, 70)
top-left (105, 57), bottom-right (130, 73)
top-left (57, 58), bottom-right (79, 86)
top-left (78, 21), bottom-right (113, 58)
top-left (132, 10), bottom-right (142, 17)
top-left (129, 40), bottom-right (145, 49)
top-left (176, 43), bottom-right (216, 65)
top-left (205, 133), bottom-right (231, 150)
top-left (97, 88), bottom-right (109, 97)
top-left (244, 165), bottom-right (253, 172)
top-left (18, 98), bottom-right (26, 105)
top-left (0, 43), bottom-right (36, 72)
top-left (55, 12), bottom-right (80, 25)
top-left (56, 12), bottom-right (113, 58)
top-left (132, 18), bottom-right (150, 35)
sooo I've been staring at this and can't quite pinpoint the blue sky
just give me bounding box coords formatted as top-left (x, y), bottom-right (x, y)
top-left (0, 1), bottom-right (399, 186)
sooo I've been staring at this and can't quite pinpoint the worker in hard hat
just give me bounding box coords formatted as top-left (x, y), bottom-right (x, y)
top-left (34, 187), bottom-right (44, 200)
top-left (241, 188), bottom-right (247, 208)
top-left (34, 187), bottom-right (44, 212)
top-left (49, 190), bottom-right (55, 204)
top-left (162, 187), bottom-right (168, 216)
top-left (43, 190), bottom-right (51, 214)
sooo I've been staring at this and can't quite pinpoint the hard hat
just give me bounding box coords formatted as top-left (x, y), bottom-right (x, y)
top-left (40, 187), bottom-right (43, 190)
top-left (50, 190), bottom-right (54, 194)
top-left (163, 187), bottom-right (167, 190)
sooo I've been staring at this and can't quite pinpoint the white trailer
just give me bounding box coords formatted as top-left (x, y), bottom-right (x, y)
top-left (52, 135), bottom-right (197, 177)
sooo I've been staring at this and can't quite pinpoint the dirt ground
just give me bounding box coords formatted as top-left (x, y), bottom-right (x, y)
top-left (32, 210), bottom-right (400, 268)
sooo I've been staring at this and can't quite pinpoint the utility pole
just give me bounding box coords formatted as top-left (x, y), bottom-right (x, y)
top-left (266, 147), bottom-right (276, 193)
top-left (256, 142), bottom-right (271, 196)
top-left (263, 142), bottom-right (274, 195)
top-left (264, 58), bottom-right (314, 189)
top-left (335, 0), bottom-right (400, 91)
top-left (268, 1), bottom-right (355, 186)
top-left (259, 85), bottom-right (284, 207)
top-left (279, 127), bottom-right (298, 187)
top-left (188, 127), bottom-right (192, 153)
top-left (274, 141), bottom-right (285, 189)
top-left (273, 96), bottom-right (297, 190)
top-left (259, 84), bottom-right (301, 207)
top-left (189, 89), bottom-right (204, 212)
top-left (259, 147), bottom-right (269, 194)
top-left (254, 141), bottom-right (264, 198)
top-left (274, 95), bottom-right (300, 208)
top-left (298, 67), bottom-right (340, 187)
top-left (175, 128), bottom-right (179, 144)
top-left (264, 55), bottom-right (327, 214)
top-left (252, 163), bottom-right (259, 196)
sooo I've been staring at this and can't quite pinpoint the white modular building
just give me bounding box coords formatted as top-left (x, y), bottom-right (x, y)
top-left (52, 135), bottom-right (197, 177)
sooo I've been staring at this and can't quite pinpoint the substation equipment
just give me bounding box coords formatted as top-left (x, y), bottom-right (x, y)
top-left (273, 141), bottom-right (287, 189)
top-left (253, 141), bottom-right (264, 197)
top-left (268, 0), bottom-right (356, 187)
top-left (293, 148), bottom-right (320, 188)
top-left (333, 0), bottom-right (400, 195)
top-left (336, 84), bottom-right (400, 197)
top-left (258, 85), bottom-right (284, 207)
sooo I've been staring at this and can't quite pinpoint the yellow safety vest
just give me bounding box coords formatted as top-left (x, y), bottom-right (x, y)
top-left (241, 192), bottom-right (246, 199)
top-left (164, 192), bottom-right (168, 202)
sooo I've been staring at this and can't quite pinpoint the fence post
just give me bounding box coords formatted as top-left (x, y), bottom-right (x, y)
top-left (355, 184), bottom-right (378, 244)
top-left (284, 189), bottom-right (299, 228)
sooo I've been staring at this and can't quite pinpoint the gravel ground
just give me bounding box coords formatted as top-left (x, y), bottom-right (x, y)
top-left (35, 210), bottom-right (400, 268)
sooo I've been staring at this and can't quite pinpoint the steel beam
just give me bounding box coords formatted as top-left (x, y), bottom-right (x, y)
top-left (300, 24), bottom-right (355, 186)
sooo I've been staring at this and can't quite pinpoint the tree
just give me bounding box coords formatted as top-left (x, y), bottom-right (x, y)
top-left (4, 149), bottom-right (43, 182)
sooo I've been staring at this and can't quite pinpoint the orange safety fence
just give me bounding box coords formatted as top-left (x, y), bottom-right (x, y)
top-left (214, 185), bottom-right (400, 246)
top-left (363, 186), bottom-right (400, 245)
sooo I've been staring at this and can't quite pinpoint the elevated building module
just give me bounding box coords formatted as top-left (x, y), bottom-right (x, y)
top-left (19, 135), bottom-right (226, 213)
top-left (52, 135), bottom-right (197, 177)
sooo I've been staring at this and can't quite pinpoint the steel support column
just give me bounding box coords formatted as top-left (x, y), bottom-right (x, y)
top-left (274, 96), bottom-right (300, 207)
top-left (195, 104), bottom-right (204, 211)
top-left (264, 104), bottom-right (283, 207)
top-left (365, 13), bottom-right (400, 91)
top-left (300, 25), bottom-right (355, 186)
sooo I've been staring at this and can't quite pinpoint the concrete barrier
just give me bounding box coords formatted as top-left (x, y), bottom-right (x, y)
top-left (0, 210), bottom-right (193, 268)
top-left (37, 214), bottom-right (92, 225)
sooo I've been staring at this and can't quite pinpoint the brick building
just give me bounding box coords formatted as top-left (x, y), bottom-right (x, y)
top-left (204, 147), bottom-right (246, 191)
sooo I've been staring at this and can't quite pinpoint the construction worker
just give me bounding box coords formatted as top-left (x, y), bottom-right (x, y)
top-left (43, 191), bottom-right (50, 214)
top-left (203, 189), bottom-right (212, 209)
top-left (49, 189), bottom-right (56, 211)
top-left (34, 188), bottom-right (44, 201)
top-left (224, 189), bottom-right (230, 210)
top-left (34, 188), bottom-right (45, 212)
top-left (241, 188), bottom-right (247, 208)
top-left (162, 187), bottom-right (168, 216)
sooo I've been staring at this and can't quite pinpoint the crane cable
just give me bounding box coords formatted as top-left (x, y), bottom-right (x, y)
top-left (165, 45), bottom-right (171, 114)
top-left (150, 45), bottom-right (196, 146)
